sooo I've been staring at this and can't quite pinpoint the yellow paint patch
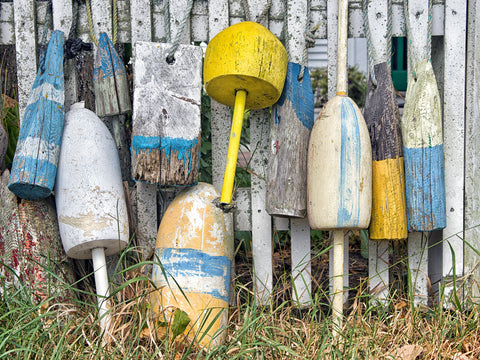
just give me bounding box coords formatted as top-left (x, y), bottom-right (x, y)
top-left (150, 288), bottom-right (228, 348)
top-left (369, 157), bottom-right (408, 240)
top-left (155, 184), bottom-right (232, 257)
top-left (203, 21), bottom-right (287, 109)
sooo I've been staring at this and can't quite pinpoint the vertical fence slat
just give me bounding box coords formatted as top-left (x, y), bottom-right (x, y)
top-left (464, 0), bottom-right (480, 300)
top-left (52, 0), bottom-right (77, 109)
top-left (208, 0), bottom-right (230, 193)
top-left (131, 0), bottom-right (158, 254)
top-left (442, 0), bottom-right (466, 300)
top-left (247, 0), bottom-right (273, 305)
top-left (365, 0), bottom-right (390, 305)
top-left (285, 0), bottom-right (312, 306)
top-left (405, 0), bottom-right (430, 306)
top-left (13, 0), bottom-right (37, 122)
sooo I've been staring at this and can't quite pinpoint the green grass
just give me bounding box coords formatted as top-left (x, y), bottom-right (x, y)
top-left (1, 240), bottom-right (480, 360)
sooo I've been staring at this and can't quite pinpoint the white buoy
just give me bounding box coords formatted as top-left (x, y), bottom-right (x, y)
top-left (55, 102), bottom-right (129, 334)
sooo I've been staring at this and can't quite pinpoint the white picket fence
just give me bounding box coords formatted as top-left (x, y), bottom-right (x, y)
top-left (3, 0), bottom-right (479, 306)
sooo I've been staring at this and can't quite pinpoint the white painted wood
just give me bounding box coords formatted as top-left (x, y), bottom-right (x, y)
top-left (369, 240), bottom-right (389, 304)
top-left (130, 0), bottom-right (152, 46)
top-left (130, 0), bottom-right (158, 255)
top-left (464, 0), bottom-right (480, 301)
top-left (90, 0), bottom-right (112, 40)
top-left (442, 0), bottom-right (466, 302)
top-left (3, 1), bottom-right (453, 46)
top-left (408, 232), bottom-right (429, 306)
top-left (285, 0), bottom-right (312, 306)
top-left (404, 0), bottom-right (430, 63)
top-left (247, 0), bottom-right (273, 305)
top-left (365, 0), bottom-right (389, 66)
top-left (52, 0), bottom-right (77, 110)
top-left (332, 229), bottom-right (344, 337)
top-left (327, 0), bottom-right (338, 99)
top-left (208, 0), bottom-right (230, 194)
top-left (291, 218), bottom-right (311, 305)
top-left (13, 0), bottom-right (37, 122)
top-left (169, 0), bottom-right (190, 44)
top-left (365, 0), bottom-right (391, 305)
top-left (404, 0), bottom-right (431, 307)
top-left (250, 108), bottom-right (273, 305)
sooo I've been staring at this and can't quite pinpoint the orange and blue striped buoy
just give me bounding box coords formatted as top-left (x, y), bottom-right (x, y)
top-left (150, 183), bottom-right (233, 348)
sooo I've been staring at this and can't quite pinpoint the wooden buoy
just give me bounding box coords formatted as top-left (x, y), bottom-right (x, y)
top-left (307, 0), bottom-right (372, 336)
top-left (266, 62), bottom-right (315, 218)
top-left (93, 32), bottom-right (131, 117)
top-left (364, 68), bottom-right (407, 239)
top-left (150, 183), bottom-right (234, 348)
top-left (402, 0), bottom-right (446, 232)
top-left (0, 169), bottom-right (75, 303)
top-left (402, 59), bottom-right (446, 231)
top-left (8, 30), bottom-right (65, 200)
top-left (131, 42), bottom-right (203, 185)
top-left (55, 103), bottom-right (129, 333)
top-left (203, 21), bottom-right (288, 207)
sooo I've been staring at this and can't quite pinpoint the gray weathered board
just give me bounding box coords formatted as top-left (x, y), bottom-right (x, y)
top-left (132, 42), bottom-right (202, 186)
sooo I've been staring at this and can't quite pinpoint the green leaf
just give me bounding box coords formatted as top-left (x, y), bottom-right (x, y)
top-left (171, 309), bottom-right (191, 340)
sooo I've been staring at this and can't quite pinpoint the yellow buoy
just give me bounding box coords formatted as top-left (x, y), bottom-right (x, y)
top-left (150, 183), bottom-right (234, 348)
top-left (204, 21), bottom-right (288, 206)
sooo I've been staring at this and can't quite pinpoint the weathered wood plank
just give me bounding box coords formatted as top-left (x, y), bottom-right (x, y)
top-left (403, 0), bottom-right (445, 306)
top-left (267, 62), bottom-right (314, 218)
top-left (8, 31), bottom-right (65, 200)
top-left (247, 0), bottom-right (273, 305)
top-left (442, 0), bottom-right (466, 301)
top-left (0, 125), bottom-right (7, 171)
top-left (464, 0), bottom-right (480, 301)
top-left (93, 33), bottom-right (131, 117)
top-left (13, 0), bottom-right (37, 122)
top-left (130, 0), bottom-right (158, 254)
top-left (131, 42), bottom-right (202, 186)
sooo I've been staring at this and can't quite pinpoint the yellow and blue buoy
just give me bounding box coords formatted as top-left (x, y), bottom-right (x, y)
top-left (151, 183), bottom-right (234, 348)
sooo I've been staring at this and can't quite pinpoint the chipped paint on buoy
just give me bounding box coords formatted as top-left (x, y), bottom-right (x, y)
top-left (151, 183), bottom-right (233, 348)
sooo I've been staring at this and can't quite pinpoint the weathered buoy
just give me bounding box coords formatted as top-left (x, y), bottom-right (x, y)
top-left (150, 183), bottom-right (234, 348)
top-left (204, 21), bottom-right (288, 207)
top-left (93, 32), bottom-right (131, 117)
top-left (307, 0), bottom-right (372, 336)
top-left (364, 67), bottom-right (407, 239)
top-left (131, 42), bottom-right (203, 185)
top-left (8, 30), bottom-right (65, 200)
top-left (266, 62), bottom-right (315, 218)
top-left (55, 102), bottom-right (129, 332)
top-left (402, 59), bottom-right (446, 231)
top-left (0, 169), bottom-right (75, 303)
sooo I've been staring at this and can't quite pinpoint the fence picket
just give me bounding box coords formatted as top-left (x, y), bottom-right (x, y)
top-left (442, 0), bottom-right (466, 301)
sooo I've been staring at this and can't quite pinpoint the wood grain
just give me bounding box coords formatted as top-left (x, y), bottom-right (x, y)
top-left (364, 62), bottom-right (407, 240)
top-left (8, 31), bottom-right (65, 200)
top-left (131, 42), bottom-right (202, 186)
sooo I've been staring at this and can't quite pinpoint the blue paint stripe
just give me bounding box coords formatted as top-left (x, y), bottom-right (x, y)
top-left (18, 103), bottom-right (64, 145)
top-left (403, 144), bottom-right (446, 231)
top-left (93, 33), bottom-right (127, 81)
top-left (8, 157), bottom-right (57, 199)
top-left (131, 135), bottom-right (198, 174)
top-left (337, 98), bottom-right (362, 227)
top-left (32, 30), bottom-right (64, 91)
top-left (274, 63), bottom-right (315, 129)
top-left (152, 248), bottom-right (231, 302)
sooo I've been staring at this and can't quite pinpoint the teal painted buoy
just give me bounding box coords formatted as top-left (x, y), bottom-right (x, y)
top-left (8, 30), bottom-right (65, 200)
top-left (93, 32), bottom-right (131, 117)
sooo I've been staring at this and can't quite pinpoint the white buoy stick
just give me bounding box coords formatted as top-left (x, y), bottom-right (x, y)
top-left (332, 230), bottom-right (344, 337)
top-left (91, 247), bottom-right (112, 332)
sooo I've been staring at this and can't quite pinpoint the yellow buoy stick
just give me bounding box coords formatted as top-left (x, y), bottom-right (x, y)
top-left (220, 90), bottom-right (247, 205)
